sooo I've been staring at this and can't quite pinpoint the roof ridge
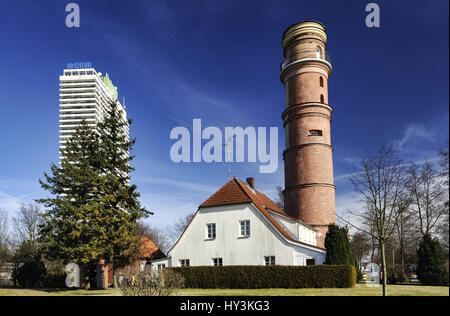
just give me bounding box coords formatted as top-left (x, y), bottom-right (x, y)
top-left (234, 178), bottom-right (255, 200)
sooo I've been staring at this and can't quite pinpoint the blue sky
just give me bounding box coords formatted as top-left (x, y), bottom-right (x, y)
top-left (0, 0), bottom-right (448, 229)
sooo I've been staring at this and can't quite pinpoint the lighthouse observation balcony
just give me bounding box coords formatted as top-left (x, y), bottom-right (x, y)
top-left (281, 50), bottom-right (332, 73)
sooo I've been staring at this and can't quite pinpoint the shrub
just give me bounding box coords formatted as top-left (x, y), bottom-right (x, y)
top-left (170, 265), bottom-right (356, 289)
top-left (42, 272), bottom-right (67, 288)
top-left (118, 267), bottom-right (185, 296)
top-left (387, 264), bottom-right (406, 284)
top-left (417, 234), bottom-right (449, 286)
top-left (11, 260), bottom-right (47, 288)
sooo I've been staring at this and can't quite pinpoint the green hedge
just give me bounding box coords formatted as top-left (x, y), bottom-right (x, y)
top-left (170, 265), bottom-right (356, 289)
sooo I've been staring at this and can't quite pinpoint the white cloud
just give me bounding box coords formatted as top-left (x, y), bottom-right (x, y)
top-left (394, 123), bottom-right (436, 151)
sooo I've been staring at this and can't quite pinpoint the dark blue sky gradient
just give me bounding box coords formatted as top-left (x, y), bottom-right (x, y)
top-left (0, 0), bottom-right (448, 227)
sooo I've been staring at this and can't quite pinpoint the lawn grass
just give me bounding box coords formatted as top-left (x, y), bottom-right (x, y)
top-left (0, 288), bottom-right (121, 296)
top-left (0, 284), bottom-right (448, 296)
top-left (179, 284), bottom-right (449, 296)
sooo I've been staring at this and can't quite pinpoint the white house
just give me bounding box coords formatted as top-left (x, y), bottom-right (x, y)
top-left (152, 177), bottom-right (326, 270)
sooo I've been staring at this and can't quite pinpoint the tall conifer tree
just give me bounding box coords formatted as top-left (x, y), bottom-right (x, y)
top-left (95, 101), bottom-right (151, 271)
top-left (38, 102), bottom-right (150, 287)
top-left (38, 120), bottom-right (106, 282)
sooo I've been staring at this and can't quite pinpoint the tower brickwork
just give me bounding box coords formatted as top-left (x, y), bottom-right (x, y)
top-left (280, 21), bottom-right (335, 247)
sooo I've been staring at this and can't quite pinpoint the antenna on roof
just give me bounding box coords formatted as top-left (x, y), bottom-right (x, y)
top-left (223, 135), bottom-right (236, 181)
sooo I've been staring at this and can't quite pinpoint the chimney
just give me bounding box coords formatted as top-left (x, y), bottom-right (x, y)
top-left (246, 177), bottom-right (255, 189)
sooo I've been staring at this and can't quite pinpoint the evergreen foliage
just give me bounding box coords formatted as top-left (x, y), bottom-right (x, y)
top-left (38, 102), bottom-right (150, 285)
top-left (171, 265), bottom-right (356, 289)
top-left (325, 225), bottom-right (362, 281)
top-left (11, 240), bottom-right (46, 288)
top-left (417, 234), bottom-right (449, 286)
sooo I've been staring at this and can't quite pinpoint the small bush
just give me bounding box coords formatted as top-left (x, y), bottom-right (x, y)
top-left (118, 267), bottom-right (185, 296)
top-left (387, 265), bottom-right (406, 284)
top-left (170, 265), bottom-right (356, 289)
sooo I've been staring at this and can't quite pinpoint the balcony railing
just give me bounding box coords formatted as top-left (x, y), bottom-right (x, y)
top-left (281, 50), bottom-right (332, 72)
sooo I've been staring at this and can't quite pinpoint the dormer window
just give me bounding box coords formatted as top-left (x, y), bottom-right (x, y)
top-left (309, 130), bottom-right (323, 137)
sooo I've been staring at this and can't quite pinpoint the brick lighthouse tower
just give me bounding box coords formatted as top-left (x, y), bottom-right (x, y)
top-left (280, 21), bottom-right (335, 248)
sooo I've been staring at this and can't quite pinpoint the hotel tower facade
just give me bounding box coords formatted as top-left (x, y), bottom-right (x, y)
top-left (280, 21), bottom-right (336, 248)
top-left (59, 65), bottom-right (128, 159)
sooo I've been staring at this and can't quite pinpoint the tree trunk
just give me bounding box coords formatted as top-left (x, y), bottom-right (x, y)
top-left (400, 241), bottom-right (404, 268)
top-left (113, 269), bottom-right (119, 289)
top-left (380, 241), bottom-right (387, 297)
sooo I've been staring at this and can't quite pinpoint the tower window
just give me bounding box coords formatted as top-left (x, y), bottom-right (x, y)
top-left (320, 76), bottom-right (324, 87)
top-left (309, 130), bottom-right (323, 137)
top-left (320, 94), bottom-right (325, 103)
top-left (316, 47), bottom-right (322, 58)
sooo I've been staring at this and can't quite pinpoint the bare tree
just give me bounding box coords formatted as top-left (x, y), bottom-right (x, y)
top-left (0, 208), bottom-right (10, 268)
top-left (440, 139), bottom-right (449, 186)
top-left (0, 208), bottom-right (9, 248)
top-left (13, 203), bottom-right (42, 243)
top-left (343, 145), bottom-right (407, 296)
top-left (394, 195), bottom-right (415, 268)
top-left (407, 162), bottom-right (448, 237)
top-left (274, 186), bottom-right (285, 210)
top-left (168, 213), bottom-right (195, 245)
top-left (138, 222), bottom-right (171, 254)
top-left (438, 140), bottom-right (449, 254)
top-left (349, 231), bottom-right (371, 268)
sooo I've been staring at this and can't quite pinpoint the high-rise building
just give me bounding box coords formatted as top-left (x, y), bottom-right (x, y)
top-left (280, 21), bottom-right (335, 247)
top-left (59, 65), bottom-right (129, 159)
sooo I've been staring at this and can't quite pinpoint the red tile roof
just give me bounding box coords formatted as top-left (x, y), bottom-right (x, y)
top-left (200, 178), bottom-right (252, 207)
top-left (140, 237), bottom-right (166, 259)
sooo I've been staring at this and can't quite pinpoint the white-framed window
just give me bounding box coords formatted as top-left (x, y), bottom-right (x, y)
top-left (206, 223), bottom-right (216, 239)
top-left (157, 264), bottom-right (166, 271)
top-left (213, 258), bottom-right (223, 266)
top-left (265, 256), bottom-right (276, 266)
top-left (180, 259), bottom-right (190, 267)
top-left (240, 220), bottom-right (250, 237)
